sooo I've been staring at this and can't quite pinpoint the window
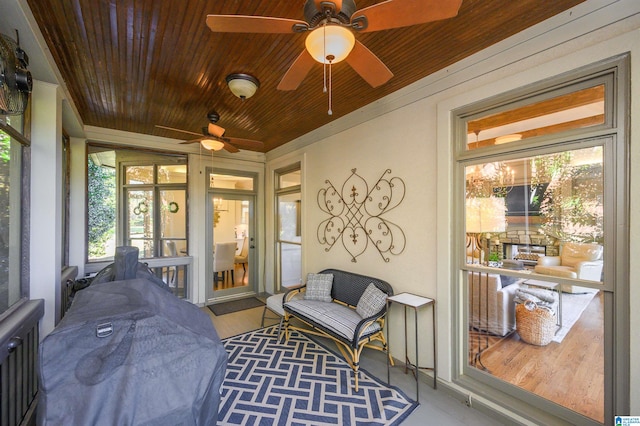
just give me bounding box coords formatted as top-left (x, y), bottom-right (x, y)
top-left (275, 165), bottom-right (301, 289)
top-left (87, 145), bottom-right (188, 261)
top-left (0, 117), bottom-right (29, 317)
top-left (455, 58), bottom-right (628, 424)
top-left (61, 132), bottom-right (70, 267)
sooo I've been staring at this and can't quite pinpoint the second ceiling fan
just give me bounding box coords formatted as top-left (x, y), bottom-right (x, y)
top-left (206, 0), bottom-right (463, 91)
top-left (156, 111), bottom-right (263, 153)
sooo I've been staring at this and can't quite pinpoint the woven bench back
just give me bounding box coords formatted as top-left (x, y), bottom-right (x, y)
top-left (319, 268), bottom-right (394, 307)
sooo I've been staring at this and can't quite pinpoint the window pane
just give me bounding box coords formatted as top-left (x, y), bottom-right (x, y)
top-left (87, 146), bottom-right (188, 262)
top-left (466, 84), bottom-right (605, 150)
top-left (158, 165), bottom-right (186, 184)
top-left (160, 189), bottom-right (186, 239)
top-left (465, 147), bottom-right (603, 270)
top-left (0, 130), bottom-right (23, 314)
top-left (278, 193), bottom-right (301, 242)
top-left (278, 169), bottom-right (300, 188)
top-left (280, 242), bottom-right (301, 287)
top-left (88, 155), bottom-right (117, 261)
top-left (466, 145), bottom-right (604, 422)
top-left (209, 173), bottom-right (253, 190)
top-left (128, 190), bottom-right (154, 258)
top-left (125, 165), bottom-right (154, 184)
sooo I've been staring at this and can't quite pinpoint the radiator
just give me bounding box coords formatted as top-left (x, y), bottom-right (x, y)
top-left (0, 300), bottom-right (44, 426)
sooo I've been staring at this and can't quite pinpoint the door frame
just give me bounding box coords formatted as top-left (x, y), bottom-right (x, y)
top-left (205, 189), bottom-right (257, 304)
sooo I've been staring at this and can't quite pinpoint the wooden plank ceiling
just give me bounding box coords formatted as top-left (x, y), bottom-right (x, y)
top-left (26, 0), bottom-right (585, 152)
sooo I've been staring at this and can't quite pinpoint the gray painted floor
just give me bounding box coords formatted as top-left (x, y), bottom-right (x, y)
top-left (359, 344), bottom-right (501, 426)
top-left (309, 333), bottom-right (502, 426)
top-left (209, 305), bottom-right (503, 425)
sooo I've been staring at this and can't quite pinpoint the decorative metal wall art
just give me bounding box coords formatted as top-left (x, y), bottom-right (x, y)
top-left (317, 168), bottom-right (406, 262)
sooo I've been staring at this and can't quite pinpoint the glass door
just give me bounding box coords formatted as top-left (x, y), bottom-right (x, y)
top-left (206, 193), bottom-right (256, 302)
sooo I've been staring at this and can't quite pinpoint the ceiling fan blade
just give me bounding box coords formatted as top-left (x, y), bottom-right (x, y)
top-left (277, 49), bottom-right (316, 91)
top-left (222, 141), bottom-right (240, 153)
top-left (208, 123), bottom-right (225, 138)
top-left (155, 125), bottom-right (202, 137)
top-left (226, 137), bottom-right (264, 150)
top-left (352, 0), bottom-right (462, 33)
top-left (345, 40), bottom-right (393, 88)
top-left (179, 138), bottom-right (204, 144)
top-left (206, 15), bottom-right (308, 34)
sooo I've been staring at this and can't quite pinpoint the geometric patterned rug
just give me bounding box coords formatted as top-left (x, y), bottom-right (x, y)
top-left (218, 325), bottom-right (418, 425)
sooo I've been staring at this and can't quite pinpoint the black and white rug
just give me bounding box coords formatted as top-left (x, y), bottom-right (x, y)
top-left (218, 326), bottom-right (418, 425)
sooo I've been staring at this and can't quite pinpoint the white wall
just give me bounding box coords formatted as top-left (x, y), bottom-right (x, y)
top-left (267, 0), bottom-right (640, 417)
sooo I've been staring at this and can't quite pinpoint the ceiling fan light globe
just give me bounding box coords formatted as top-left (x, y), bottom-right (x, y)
top-left (305, 25), bottom-right (355, 64)
top-left (201, 139), bottom-right (225, 151)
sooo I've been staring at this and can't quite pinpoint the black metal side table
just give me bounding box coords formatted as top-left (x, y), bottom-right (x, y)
top-left (386, 292), bottom-right (436, 402)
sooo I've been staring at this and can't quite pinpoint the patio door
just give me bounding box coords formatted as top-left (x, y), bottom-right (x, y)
top-left (206, 192), bottom-right (256, 303)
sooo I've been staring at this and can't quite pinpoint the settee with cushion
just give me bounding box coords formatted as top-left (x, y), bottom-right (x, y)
top-left (283, 269), bottom-right (393, 391)
top-left (468, 271), bottom-right (524, 336)
top-left (534, 242), bottom-right (603, 292)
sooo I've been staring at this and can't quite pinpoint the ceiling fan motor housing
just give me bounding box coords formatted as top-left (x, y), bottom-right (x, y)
top-left (207, 110), bottom-right (220, 124)
top-left (304, 0), bottom-right (355, 28)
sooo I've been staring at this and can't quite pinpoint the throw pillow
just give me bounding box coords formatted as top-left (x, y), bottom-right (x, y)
top-left (499, 274), bottom-right (520, 287)
top-left (304, 273), bottom-right (333, 302)
top-left (356, 283), bottom-right (388, 319)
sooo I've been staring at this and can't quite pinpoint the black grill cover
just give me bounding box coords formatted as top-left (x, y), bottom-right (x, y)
top-left (38, 278), bottom-right (227, 425)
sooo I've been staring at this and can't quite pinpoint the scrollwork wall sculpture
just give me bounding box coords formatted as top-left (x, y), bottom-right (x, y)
top-left (317, 168), bottom-right (406, 262)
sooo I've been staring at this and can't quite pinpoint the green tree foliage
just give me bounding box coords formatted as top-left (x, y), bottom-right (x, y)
top-left (534, 150), bottom-right (604, 243)
top-left (87, 159), bottom-right (116, 258)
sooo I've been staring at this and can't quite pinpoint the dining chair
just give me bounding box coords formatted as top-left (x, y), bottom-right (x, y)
top-left (234, 237), bottom-right (249, 271)
top-left (165, 241), bottom-right (178, 288)
top-left (213, 242), bottom-right (236, 286)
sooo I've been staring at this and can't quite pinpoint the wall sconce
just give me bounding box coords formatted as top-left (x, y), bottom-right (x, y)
top-left (226, 73), bottom-right (260, 100)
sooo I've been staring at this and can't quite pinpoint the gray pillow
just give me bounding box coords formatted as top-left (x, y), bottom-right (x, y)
top-left (356, 283), bottom-right (388, 319)
top-left (499, 274), bottom-right (520, 287)
top-left (304, 273), bottom-right (333, 302)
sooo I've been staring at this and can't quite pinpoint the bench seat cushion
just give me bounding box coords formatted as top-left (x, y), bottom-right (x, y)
top-left (285, 299), bottom-right (381, 341)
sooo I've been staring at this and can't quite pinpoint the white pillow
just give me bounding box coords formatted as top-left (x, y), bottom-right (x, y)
top-left (304, 273), bottom-right (333, 302)
top-left (356, 283), bottom-right (388, 318)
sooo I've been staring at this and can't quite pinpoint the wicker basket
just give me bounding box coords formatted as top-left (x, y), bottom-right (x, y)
top-left (516, 300), bottom-right (556, 346)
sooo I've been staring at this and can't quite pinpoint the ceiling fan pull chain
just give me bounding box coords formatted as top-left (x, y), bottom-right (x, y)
top-left (328, 62), bottom-right (333, 115)
top-left (323, 62), bottom-right (327, 93)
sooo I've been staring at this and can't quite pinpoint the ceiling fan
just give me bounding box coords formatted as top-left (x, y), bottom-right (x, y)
top-left (206, 0), bottom-right (463, 92)
top-left (156, 111), bottom-right (263, 153)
